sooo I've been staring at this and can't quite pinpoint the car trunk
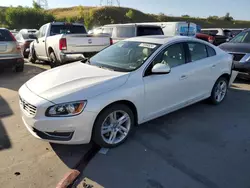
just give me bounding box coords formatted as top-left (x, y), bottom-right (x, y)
top-left (63, 34), bottom-right (110, 54)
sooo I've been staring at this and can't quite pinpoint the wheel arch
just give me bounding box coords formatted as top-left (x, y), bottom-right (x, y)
top-left (47, 47), bottom-right (54, 55)
top-left (94, 100), bottom-right (139, 126)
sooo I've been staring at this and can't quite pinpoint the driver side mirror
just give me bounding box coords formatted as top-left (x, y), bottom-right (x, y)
top-left (151, 63), bottom-right (171, 74)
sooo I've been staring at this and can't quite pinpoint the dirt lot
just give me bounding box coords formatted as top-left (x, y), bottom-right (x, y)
top-left (1, 62), bottom-right (250, 188)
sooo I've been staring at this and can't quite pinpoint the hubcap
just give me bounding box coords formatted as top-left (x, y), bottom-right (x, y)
top-left (101, 110), bottom-right (131, 145)
top-left (215, 80), bottom-right (227, 102)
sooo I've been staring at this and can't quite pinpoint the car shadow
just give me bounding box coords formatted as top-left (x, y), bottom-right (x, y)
top-left (0, 96), bottom-right (12, 151)
top-left (0, 63), bottom-right (48, 92)
top-left (50, 143), bottom-right (92, 169)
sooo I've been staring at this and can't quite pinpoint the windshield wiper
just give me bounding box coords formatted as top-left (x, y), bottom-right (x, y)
top-left (98, 66), bottom-right (114, 71)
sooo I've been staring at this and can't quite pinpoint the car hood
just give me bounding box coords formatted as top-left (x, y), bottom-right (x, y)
top-left (26, 62), bottom-right (130, 103)
top-left (219, 42), bottom-right (250, 53)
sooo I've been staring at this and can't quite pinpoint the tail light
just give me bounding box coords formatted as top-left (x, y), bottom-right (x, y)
top-left (9, 31), bottom-right (17, 42)
top-left (110, 38), bottom-right (113, 45)
top-left (59, 38), bottom-right (67, 50)
top-left (208, 36), bottom-right (215, 44)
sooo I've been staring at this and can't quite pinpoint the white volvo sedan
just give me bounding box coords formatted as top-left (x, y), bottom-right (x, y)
top-left (19, 36), bottom-right (233, 148)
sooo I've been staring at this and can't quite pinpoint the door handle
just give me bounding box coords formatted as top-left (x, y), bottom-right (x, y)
top-left (180, 75), bottom-right (188, 80)
top-left (211, 64), bottom-right (216, 68)
top-left (42, 40), bottom-right (45, 42)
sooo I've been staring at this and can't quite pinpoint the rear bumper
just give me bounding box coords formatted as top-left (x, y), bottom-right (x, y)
top-left (59, 53), bottom-right (85, 64)
top-left (0, 57), bottom-right (24, 69)
top-left (233, 61), bottom-right (250, 73)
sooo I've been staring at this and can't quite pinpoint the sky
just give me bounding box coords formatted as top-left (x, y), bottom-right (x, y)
top-left (1, 0), bottom-right (250, 20)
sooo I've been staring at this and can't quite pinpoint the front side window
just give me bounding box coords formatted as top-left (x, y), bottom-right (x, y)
top-left (188, 42), bottom-right (208, 62)
top-left (116, 26), bottom-right (136, 38)
top-left (230, 31), bottom-right (250, 43)
top-left (89, 41), bottom-right (160, 72)
top-left (152, 43), bottom-right (185, 68)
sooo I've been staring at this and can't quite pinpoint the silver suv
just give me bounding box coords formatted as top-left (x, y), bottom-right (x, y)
top-left (0, 28), bottom-right (24, 72)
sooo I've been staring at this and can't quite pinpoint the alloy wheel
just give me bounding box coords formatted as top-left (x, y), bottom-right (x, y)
top-left (101, 110), bottom-right (131, 145)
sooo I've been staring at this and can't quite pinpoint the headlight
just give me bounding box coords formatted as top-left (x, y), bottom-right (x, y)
top-left (45, 101), bottom-right (87, 117)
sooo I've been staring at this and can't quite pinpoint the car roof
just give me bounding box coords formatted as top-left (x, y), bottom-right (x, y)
top-left (104, 23), bottom-right (161, 27)
top-left (124, 35), bottom-right (200, 44)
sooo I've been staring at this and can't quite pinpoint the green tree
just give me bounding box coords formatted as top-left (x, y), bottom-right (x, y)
top-left (32, 0), bottom-right (42, 10)
top-left (78, 6), bottom-right (93, 29)
top-left (223, 12), bottom-right (233, 21)
top-left (181, 14), bottom-right (190, 18)
top-left (5, 6), bottom-right (54, 29)
top-left (125, 9), bottom-right (135, 20)
top-left (208, 15), bottom-right (219, 20)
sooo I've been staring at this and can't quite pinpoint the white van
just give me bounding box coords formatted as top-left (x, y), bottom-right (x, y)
top-left (140, 22), bottom-right (197, 37)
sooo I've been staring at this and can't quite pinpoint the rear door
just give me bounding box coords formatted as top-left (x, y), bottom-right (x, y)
top-left (185, 42), bottom-right (218, 98)
top-left (0, 29), bottom-right (20, 59)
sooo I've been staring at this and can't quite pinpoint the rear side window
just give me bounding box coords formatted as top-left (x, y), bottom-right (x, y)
top-left (50, 25), bottom-right (87, 36)
top-left (0, 30), bottom-right (14, 41)
top-left (188, 42), bottom-right (208, 62)
top-left (206, 46), bottom-right (216, 57)
top-left (137, 26), bottom-right (163, 36)
top-left (116, 26), bottom-right (135, 38)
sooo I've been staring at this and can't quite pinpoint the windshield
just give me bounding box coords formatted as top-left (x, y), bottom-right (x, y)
top-left (22, 34), bottom-right (37, 40)
top-left (89, 41), bottom-right (160, 72)
top-left (230, 31), bottom-right (250, 43)
top-left (50, 25), bottom-right (87, 36)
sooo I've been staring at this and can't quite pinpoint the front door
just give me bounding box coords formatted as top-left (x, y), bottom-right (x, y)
top-left (143, 43), bottom-right (193, 120)
top-left (34, 25), bottom-right (47, 58)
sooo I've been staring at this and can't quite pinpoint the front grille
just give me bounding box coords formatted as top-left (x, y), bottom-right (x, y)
top-left (230, 53), bottom-right (246, 61)
top-left (19, 96), bottom-right (37, 116)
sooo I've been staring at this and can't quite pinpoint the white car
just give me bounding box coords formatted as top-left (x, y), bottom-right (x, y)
top-left (19, 36), bottom-right (233, 148)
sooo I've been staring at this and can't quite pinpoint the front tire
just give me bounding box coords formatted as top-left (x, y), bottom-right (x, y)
top-left (209, 77), bottom-right (228, 105)
top-left (92, 104), bottom-right (135, 148)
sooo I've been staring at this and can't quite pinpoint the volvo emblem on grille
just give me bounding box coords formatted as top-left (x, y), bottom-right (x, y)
top-left (88, 39), bottom-right (92, 44)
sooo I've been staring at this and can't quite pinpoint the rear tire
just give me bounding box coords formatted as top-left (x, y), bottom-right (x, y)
top-left (15, 65), bottom-right (24, 72)
top-left (92, 104), bottom-right (135, 148)
top-left (209, 77), bottom-right (228, 105)
top-left (49, 51), bottom-right (60, 68)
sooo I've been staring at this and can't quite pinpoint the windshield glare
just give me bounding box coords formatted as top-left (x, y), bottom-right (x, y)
top-left (230, 31), bottom-right (250, 43)
top-left (89, 41), bottom-right (160, 72)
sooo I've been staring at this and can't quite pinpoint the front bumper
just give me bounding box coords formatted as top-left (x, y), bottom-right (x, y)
top-left (59, 53), bottom-right (85, 64)
top-left (19, 84), bottom-right (98, 144)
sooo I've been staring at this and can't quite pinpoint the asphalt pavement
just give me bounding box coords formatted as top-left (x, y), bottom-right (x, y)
top-left (1, 62), bottom-right (250, 188)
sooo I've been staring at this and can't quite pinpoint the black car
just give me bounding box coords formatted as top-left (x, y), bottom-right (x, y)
top-left (219, 29), bottom-right (250, 80)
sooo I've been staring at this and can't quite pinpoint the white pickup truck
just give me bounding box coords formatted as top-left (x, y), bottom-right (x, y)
top-left (29, 22), bottom-right (111, 67)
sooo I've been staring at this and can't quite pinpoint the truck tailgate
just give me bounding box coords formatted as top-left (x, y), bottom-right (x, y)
top-left (64, 34), bottom-right (110, 53)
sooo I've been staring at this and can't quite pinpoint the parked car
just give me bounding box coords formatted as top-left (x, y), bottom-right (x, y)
top-left (201, 28), bottom-right (232, 45)
top-left (19, 36), bottom-right (234, 148)
top-left (196, 33), bottom-right (215, 44)
top-left (15, 30), bottom-right (38, 58)
top-left (0, 28), bottom-right (24, 72)
top-left (90, 23), bottom-right (164, 43)
top-left (219, 28), bottom-right (250, 80)
top-left (139, 22), bottom-right (197, 37)
top-left (29, 22), bottom-right (111, 68)
top-left (225, 28), bottom-right (245, 38)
